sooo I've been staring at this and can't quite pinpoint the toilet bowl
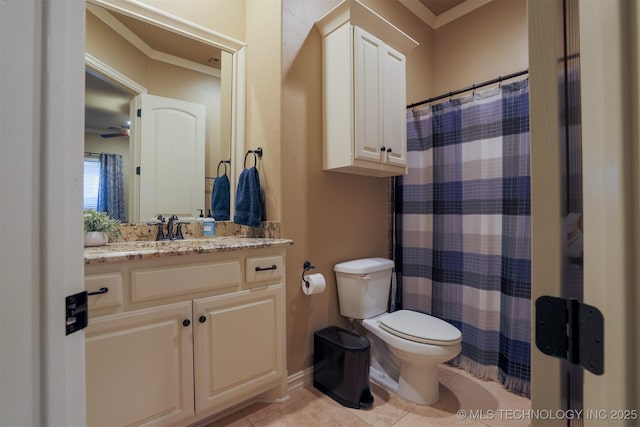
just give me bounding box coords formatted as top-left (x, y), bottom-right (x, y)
top-left (334, 258), bottom-right (462, 405)
top-left (360, 310), bottom-right (461, 405)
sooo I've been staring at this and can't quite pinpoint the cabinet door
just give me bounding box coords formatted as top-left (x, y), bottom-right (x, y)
top-left (193, 284), bottom-right (285, 414)
top-left (353, 26), bottom-right (383, 163)
top-left (86, 301), bottom-right (194, 427)
top-left (383, 45), bottom-right (407, 167)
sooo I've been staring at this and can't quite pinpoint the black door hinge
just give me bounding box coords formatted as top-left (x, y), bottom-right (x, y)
top-left (535, 296), bottom-right (604, 375)
top-left (66, 291), bottom-right (88, 335)
top-left (136, 166), bottom-right (141, 175)
top-left (137, 108), bottom-right (141, 117)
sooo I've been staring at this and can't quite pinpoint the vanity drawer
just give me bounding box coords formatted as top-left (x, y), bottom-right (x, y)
top-left (86, 273), bottom-right (124, 311)
top-left (131, 260), bottom-right (241, 303)
top-left (246, 256), bottom-right (284, 284)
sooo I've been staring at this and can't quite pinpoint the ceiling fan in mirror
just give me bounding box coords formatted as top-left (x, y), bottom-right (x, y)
top-left (100, 123), bottom-right (130, 138)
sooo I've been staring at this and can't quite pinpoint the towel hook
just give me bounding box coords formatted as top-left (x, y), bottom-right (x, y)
top-left (302, 261), bottom-right (315, 288)
top-left (216, 160), bottom-right (229, 177)
top-left (244, 147), bottom-right (263, 168)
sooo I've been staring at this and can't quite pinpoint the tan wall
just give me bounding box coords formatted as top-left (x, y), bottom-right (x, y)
top-left (85, 10), bottom-right (148, 86)
top-left (433, 0), bottom-right (527, 95)
top-left (281, 0), bottom-right (434, 375)
top-left (245, 0), bottom-right (282, 222)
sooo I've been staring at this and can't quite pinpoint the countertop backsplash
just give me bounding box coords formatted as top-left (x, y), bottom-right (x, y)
top-left (113, 221), bottom-right (281, 243)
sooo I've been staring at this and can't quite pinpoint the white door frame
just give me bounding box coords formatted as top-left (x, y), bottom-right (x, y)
top-left (530, 0), bottom-right (640, 424)
top-left (1, 0), bottom-right (86, 425)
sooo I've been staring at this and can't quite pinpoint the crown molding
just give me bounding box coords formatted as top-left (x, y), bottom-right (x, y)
top-left (399, 0), bottom-right (493, 29)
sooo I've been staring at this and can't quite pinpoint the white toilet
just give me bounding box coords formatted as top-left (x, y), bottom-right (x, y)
top-left (334, 258), bottom-right (462, 405)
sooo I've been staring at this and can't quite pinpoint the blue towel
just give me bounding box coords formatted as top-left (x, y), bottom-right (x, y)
top-left (234, 166), bottom-right (263, 228)
top-left (211, 174), bottom-right (230, 221)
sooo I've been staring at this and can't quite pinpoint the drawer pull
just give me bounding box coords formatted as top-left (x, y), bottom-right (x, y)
top-left (255, 265), bottom-right (277, 272)
top-left (87, 287), bottom-right (109, 296)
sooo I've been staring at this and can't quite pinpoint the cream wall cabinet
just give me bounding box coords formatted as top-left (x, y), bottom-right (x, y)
top-left (316, 0), bottom-right (418, 177)
top-left (84, 247), bottom-right (287, 427)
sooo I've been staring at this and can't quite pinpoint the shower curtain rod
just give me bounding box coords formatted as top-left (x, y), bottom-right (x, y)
top-left (406, 69), bottom-right (529, 109)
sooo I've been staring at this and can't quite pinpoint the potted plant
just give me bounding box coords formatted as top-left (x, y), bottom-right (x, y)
top-left (83, 209), bottom-right (122, 247)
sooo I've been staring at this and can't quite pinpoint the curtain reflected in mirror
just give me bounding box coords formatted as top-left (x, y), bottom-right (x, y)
top-left (83, 152), bottom-right (125, 222)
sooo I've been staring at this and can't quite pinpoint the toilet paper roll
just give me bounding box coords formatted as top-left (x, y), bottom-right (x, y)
top-left (302, 273), bottom-right (326, 295)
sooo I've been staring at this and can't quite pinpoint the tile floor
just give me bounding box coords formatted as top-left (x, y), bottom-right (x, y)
top-left (204, 365), bottom-right (531, 427)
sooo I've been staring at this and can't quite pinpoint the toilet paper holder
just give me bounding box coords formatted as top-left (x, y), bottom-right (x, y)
top-left (302, 261), bottom-right (315, 288)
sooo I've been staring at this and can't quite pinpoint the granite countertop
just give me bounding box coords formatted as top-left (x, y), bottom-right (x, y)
top-left (84, 236), bottom-right (294, 264)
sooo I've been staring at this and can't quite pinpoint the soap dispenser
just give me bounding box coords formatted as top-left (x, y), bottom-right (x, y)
top-left (198, 209), bottom-right (215, 236)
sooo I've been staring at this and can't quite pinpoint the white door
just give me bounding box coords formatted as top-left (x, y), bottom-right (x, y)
top-left (1, 0), bottom-right (85, 425)
top-left (530, 0), bottom-right (639, 424)
top-left (131, 94), bottom-right (206, 222)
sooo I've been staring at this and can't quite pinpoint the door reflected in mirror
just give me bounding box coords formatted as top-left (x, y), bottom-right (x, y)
top-left (84, 3), bottom-right (236, 223)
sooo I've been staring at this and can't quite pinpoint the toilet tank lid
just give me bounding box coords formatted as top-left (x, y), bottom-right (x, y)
top-left (334, 258), bottom-right (395, 274)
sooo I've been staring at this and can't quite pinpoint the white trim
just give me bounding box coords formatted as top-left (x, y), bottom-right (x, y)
top-left (150, 50), bottom-right (221, 78)
top-left (399, 0), bottom-right (493, 29)
top-left (1, 1), bottom-right (43, 424)
top-left (41, 0), bottom-right (87, 425)
top-left (87, 0), bottom-right (245, 52)
top-left (398, 0), bottom-right (437, 28)
top-left (87, 3), bottom-right (153, 57)
top-left (287, 367), bottom-right (314, 393)
top-left (85, 53), bottom-right (147, 94)
top-left (189, 368), bottom-right (313, 427)
top-left (87, 3), bottom-right (221, 78)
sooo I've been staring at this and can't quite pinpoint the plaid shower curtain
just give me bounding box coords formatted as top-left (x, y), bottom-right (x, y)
top-left (394, 79), bottom-right (530, 397)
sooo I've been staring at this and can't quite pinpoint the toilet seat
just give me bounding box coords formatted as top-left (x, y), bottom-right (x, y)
top-left (378, 310), bottom-right (462, 346)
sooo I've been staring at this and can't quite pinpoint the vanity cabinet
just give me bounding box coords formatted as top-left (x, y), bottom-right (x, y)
top-left (84, 246), bottom-right (287, 427)
top-left (85, 301), bottom-right (194, 426)
top-left (194, 284), bottom-right (284, 413)
top-left (316, 0), bottom-right (418, 177)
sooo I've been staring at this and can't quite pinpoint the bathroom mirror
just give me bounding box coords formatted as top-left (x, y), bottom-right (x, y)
top-left (84, 0), bottom-right (246, 223)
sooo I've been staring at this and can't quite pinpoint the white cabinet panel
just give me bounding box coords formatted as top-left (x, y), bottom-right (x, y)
top-left (86, 301), bottom-right (194, 427)
top-left (131, 260), bottom-right (241, 303)
top-left (193, 284), bottom-right (285, 413)
top-left (354, 27), bottom-right (383, 163)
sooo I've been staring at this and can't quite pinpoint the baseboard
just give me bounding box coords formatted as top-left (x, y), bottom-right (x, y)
top-left (192, 368), bottom-right (315, 426)
top-left (287, 366), bottom-right (314, 394)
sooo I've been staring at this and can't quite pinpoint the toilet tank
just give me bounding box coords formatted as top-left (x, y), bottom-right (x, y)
top-left (334, 258), bottom-right (395, 319)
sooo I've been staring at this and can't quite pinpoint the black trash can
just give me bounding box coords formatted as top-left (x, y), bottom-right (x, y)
top-left (313, 326), bottom-right (374, 409)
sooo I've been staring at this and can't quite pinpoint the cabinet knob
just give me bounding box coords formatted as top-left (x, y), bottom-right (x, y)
top-left (386, 147), bottom-right (392, 153)
top-left (183, 319), bottom-right (191, 327)
top-left (380, 146), bottom-right (386, 152)
top-left (199, 315), bottom-right (207, 323)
